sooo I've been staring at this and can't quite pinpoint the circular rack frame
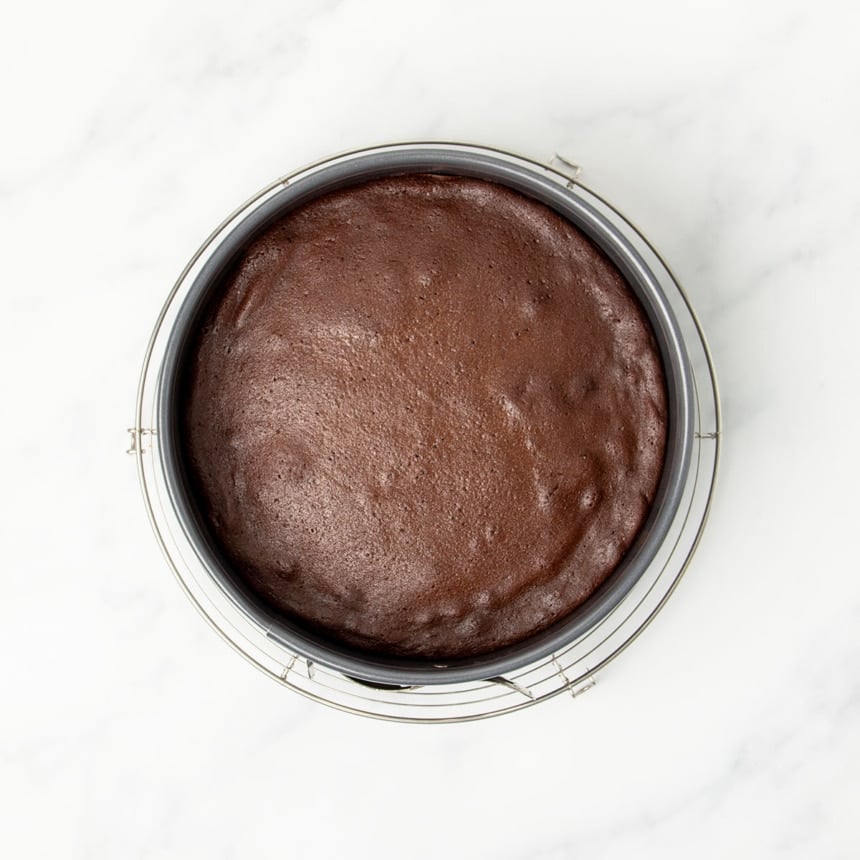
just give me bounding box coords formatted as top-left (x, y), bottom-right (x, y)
top-left (130, 142), bottom-right (721, 723)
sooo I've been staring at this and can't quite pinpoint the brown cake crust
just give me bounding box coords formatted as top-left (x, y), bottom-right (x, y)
top-left (181, 174), bottom-right (667, 659)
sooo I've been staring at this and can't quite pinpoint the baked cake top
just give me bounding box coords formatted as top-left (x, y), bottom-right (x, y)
top-left (180, 174), bottom-right (667, 659)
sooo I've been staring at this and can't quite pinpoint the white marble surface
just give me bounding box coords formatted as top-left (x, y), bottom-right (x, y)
top-left (2, 0), bottom-right (859, 856)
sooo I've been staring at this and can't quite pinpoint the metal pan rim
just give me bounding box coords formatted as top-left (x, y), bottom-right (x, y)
top-left (155, 145), bottom-right (694, 686)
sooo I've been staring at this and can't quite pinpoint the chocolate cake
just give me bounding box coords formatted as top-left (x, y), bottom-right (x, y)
top-left (180, 174), bottom-right (667, 659)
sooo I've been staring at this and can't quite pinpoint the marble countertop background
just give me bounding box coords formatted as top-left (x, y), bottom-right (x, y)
top-left (2, 0), bottom-right (858, 857)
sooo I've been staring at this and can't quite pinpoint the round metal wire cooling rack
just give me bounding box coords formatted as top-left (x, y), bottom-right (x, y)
top-left (129, 142), bottom-right (721, 723)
